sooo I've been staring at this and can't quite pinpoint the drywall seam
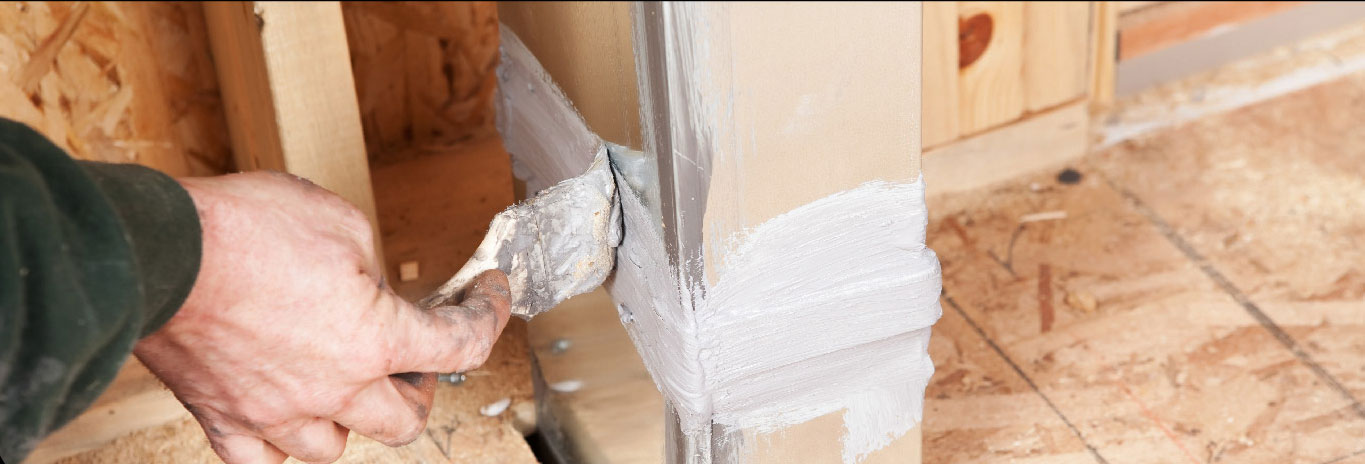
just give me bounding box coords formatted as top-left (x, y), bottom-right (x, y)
top-left (497, 21), bottom-right (941, 464)
top-left (606, 158), bottom-right (941, 463)
top-left (633, 2), bottom-right (725, 289)
top-left (495, 28), bottom-right (600, 192)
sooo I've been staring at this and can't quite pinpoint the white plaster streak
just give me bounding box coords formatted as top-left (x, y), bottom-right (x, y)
top-left (609, 171), bottom-right (941, 464)
top-left (702, 179), bottom-right (940, 463)
top-left (496, 28), bottom-right (600, 192)
top-left (607, 162), bottom-right (708, 424)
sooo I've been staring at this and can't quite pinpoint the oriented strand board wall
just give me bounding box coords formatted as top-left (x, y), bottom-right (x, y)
top-left (0, 2), bottom-right (232, 176)
top-left (341, 1), bottom-right (500, 161)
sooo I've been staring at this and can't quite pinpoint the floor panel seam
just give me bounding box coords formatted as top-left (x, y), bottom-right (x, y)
top-left (1099, 172), bottom-right (1365, 421)
top-left (943, 293), bottom-right (1111, 464)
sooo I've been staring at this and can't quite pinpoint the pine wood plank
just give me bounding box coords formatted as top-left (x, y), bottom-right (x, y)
top-left (958, 1), bottom-right (1024, 135)
top-left (1091, 1), bottom-right (1119, 110)
top-left (203, 1), bottom-right (382, 262)
top-left (924, 101), bottom-right (1089, 198)
top-left (1023, 2), bottom-right (1091, 112)
top-left (1118, 1), bottom-right (1300, 61)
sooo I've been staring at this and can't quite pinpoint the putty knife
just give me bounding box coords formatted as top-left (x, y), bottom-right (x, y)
top-left (416, 26), bottom-right (628, 319)
top-left (416, 147), bottom-right (622, 319)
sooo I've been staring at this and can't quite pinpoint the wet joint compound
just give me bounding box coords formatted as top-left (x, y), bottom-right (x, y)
top-left (496, 3), bottom-right (940, 461)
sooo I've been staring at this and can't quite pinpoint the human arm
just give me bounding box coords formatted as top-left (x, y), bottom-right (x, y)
top-left (136, 172), bottom-right (511, 464)
top-left (0, 118), bottom-right (202, 461)
top-left (0, 118), bottom-right (512, 464)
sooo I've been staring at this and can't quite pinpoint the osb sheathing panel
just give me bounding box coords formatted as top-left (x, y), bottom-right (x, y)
top-left (0, 2), bottom-right (232, 176)
top-left (341, 2), bottom-right (500, 162)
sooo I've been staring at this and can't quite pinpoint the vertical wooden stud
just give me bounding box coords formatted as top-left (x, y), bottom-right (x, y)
top-left (1090, 1), bottom-right (1120, 110)
top-left (957, 1), bottom-right (1024, 135)
top-left (1023, 2), bottom-right (1091, 112)
top-left (204, 2), bottom-right (384, 264)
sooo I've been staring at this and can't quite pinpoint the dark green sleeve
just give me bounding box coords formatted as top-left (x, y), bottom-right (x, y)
top-left (0, 119), bottom-right (202, 462)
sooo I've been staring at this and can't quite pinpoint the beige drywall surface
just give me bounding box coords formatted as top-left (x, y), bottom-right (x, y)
top-left (700, 2), bottom-right (922, 283)
top-left (497, 2), bottom-right (640, 148)
top-left (689, 4), bottom-right (926, 463)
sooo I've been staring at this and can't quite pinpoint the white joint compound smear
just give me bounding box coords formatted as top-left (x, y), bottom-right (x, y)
top-left (496, 24), bottom-right (942, 463)
top-left (496, 27), bottom-right (600, 192)
top-left (608, 167), bottom-right (941, 463)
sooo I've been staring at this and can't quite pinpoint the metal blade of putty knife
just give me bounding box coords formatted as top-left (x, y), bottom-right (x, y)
top-left (417, 146), bottom-right (622, 319)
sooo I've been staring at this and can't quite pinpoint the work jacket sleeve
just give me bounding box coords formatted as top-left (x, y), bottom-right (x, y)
top-left (0, 118), bottom-right (202, 462)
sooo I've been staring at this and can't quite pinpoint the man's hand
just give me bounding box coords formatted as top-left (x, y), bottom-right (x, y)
top-left (133, 171), bottom-right (511, 464)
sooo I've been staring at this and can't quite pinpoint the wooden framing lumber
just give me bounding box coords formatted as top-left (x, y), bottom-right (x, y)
top-left (1118, 1), bottom-right (1298, 61)
top-left (24, 361), bottom-right (190, 464)
top-left (1091, 1), bottom-right (1119, 110)
top-left (1023, 2), bottom-right (1090, 112)
top-left (1114, 2), bottom-right (1365, 95)
top-left (1117, 1), bottom-right (1163, 15)
top-left (927, 2), bottom-right (1094, 147)
top-left (203, 1), bottom-right (383, 263)
top-left (957, 1), bottom-right (1023, 136)
top-left (923, 100), bottom-right (1089, 197)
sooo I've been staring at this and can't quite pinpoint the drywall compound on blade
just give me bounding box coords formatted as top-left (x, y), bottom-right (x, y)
top-left (421, 27), bottom-right (620, 317)
top-left (421, 150), bottom-right (620, 318)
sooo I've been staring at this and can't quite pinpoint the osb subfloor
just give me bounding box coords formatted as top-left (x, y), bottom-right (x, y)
top-left (924, 72), bottom-right (1365, 463)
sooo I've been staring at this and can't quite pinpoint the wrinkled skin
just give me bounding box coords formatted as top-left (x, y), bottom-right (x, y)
top-left (134, 172), bottom-right (510, 464)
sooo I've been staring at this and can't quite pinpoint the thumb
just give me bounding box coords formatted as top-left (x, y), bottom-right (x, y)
top-left (386, 270), bottom-right (511, 375)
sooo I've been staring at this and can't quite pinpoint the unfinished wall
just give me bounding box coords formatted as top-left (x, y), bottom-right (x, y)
top-left (0, 2), bottom-right (232, 176)
top-left (341, 1), bottom-right (500, 162)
